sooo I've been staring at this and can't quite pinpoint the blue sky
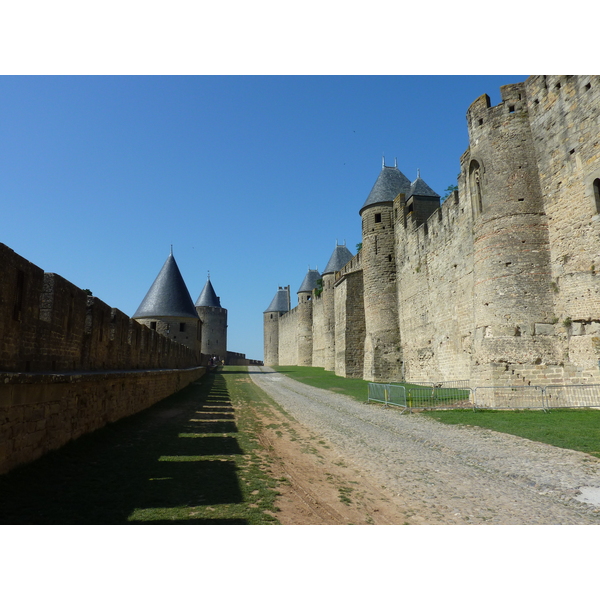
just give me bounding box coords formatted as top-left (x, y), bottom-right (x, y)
top-left (0, 75), bottom-right (527, 360)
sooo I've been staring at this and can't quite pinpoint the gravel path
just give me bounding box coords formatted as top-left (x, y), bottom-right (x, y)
top-left (249, 366), bottom-right (600, 524)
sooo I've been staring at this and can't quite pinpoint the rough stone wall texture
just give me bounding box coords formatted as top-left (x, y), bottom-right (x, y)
top-left (309, 274), bottom-right (337, 370)
top-left (225, 351), bottom-right (262, 366)
top-left (0, 366), bottom-right (204, 474)
top-left (134, 316), bottom-right (201, 358)
top-left (265, 76), bottom-right (600, 388)
top-left (196, 305), bottom-right (227, 359)
top-left (263, 311), bottom-right (281, 366)
top-left (311, 293), bottom-right (326, 368)
top-left (395, 189), bottom-right (474, 383)
top-left (466, 82), bottom-right (558, 385)
top-left (278, 306), bottom-right (299, 366)
top-left (0, 243), bottom-right (206, 474)
top-left (361, 204), bottom-right (402, 381)
top-left (527, 76), bottom-right (600, 375)
top-left (297, 292), bottom-right (314, 366)
top-left (334, 269), bottom-right (365, 378)
top-left (1, 243), bottom-right (199, 373)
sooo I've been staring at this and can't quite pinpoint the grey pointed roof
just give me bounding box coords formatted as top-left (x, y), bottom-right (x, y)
top-left (195, 278), bottom-right (221, 308)
top-left (133, 252), bottom-right (199, 320)
top-left (298, 269), bottom-right (321, 294)
top-left (407, 175), bottom-right (440, 200)
top-left (264, 287), bottom-right (290, 313)
top-left (359, 165), bottom-right (412, 215)
top-left (322, 244), bottom-right (353, 275)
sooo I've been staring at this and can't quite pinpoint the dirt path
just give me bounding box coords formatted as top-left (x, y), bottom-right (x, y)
top-left (248, 380), bottom-right (421, 524)
top-left (248, 366), bottom-right (600, 525)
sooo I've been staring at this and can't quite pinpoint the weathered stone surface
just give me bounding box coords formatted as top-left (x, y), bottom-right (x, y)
top-left (265, 76), bottom-right (600, 387)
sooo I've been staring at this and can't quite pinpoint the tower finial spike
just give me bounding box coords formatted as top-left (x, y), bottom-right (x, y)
top-left (170, 244), bottom-right (173, 256)
top-left (207, 270), bottom-right (210, 281)
top-left (394, 157), bottom-right (397, 168)
top-left (382, 155), bottom-right (385, 169)
top-left (417, 168), bottom-right (421, 178)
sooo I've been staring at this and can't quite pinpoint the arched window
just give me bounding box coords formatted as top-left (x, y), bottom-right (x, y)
top-left (469, 160), bottom-right (483, 215)
top-left (594, 178), bottom-right (600, 214)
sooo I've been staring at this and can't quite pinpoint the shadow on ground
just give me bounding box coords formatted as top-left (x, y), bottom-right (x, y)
top-left (0, 370), bottom-right (249, 525)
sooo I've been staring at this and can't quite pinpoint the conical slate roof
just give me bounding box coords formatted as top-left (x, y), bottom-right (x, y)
top-left (264, 287), bottom-right (290, 313)
top-left (195, 278), bottom-right (221, 308)
top-left (359, 164), bottom-right (412, 215)
top-left (133, 252), bottom-right (199, 319)
top-left (407, 175), bottom-right (440, 200)
top-left (298, 269), bottom-right (321, 294)
top-left (322, 244), bottom-right (353, 275)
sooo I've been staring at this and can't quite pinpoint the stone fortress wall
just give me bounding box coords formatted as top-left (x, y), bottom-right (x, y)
top-left (265, 76), bottom-right (600, 389)
top-left (0, 243), bottom-right (205, 474)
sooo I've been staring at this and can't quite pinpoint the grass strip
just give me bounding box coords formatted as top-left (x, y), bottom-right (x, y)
top-left (0, 367), bottom-right (280, 524)
top-left (422, 409), bottom-right (600, 459)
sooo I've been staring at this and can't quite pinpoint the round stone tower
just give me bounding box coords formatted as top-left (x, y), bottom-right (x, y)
top-left (359, 160), bottom-right (409, 382)
top-left (263, 286), bottom-right (290, 366)
top-left (466, 84), bottom-right (557, 380)
top-left (195, 275), bottom-right (227, 363)
top-left (321, 244), bottom-right (353, 371)
top-left (297, 268), bottom-right (320, 366)
top-left (133, 250), bottom-right (201, 357)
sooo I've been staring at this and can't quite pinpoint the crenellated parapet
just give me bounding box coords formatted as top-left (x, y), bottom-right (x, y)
top-left (0, 243), bottom-right (199, 373)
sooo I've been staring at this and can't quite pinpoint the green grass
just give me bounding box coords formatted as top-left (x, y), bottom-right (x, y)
top-left (422, 409), bottom-right (600, 458)
top-left (0, 367), bottom-right (281, 524)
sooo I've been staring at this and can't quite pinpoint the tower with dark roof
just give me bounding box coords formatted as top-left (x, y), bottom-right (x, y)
top-left (133, 250), bottom-right (201, 356)
top-left (297, 268), bottom-right (320, 366)
top-left (263, 286), bottom-right (290, 366)
top-left (404, 171), bottom-right (441, 226)
top-left (318, 243), bottom-right (354, 370)
top-left (360, 161), bottom-right (406, 381)
top-left (195, 275), bottom-right (227, 362)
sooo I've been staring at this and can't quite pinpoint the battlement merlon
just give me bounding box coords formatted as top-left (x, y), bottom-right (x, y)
top-left (466, 82), bottom-right (529, 147)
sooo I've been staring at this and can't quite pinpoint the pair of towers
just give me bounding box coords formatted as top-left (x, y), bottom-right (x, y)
top-left (132, 250), bottom-right (227, 363)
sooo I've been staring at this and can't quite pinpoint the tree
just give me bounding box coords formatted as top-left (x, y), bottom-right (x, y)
top-left (441, 184), bottom-right (458, 202)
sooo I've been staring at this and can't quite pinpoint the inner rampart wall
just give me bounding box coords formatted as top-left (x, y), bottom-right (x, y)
top-left (0, 243), bottom-right (205, 474)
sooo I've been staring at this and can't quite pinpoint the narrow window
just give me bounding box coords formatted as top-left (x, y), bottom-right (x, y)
top-left (469, 160), bottom-right (483, 215)
top-left (375, 213), bottom-right (382, 223)
top-left (478, 118), bottom-right (483, 126)
top-left (594, 179), bottom-right (600, 213)
top-left (509, 105), bottom-right (515, 113)
top-left (179, 322), bottom-right (186, 332)
top-left (150, 321), bottom-right (157, 330)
